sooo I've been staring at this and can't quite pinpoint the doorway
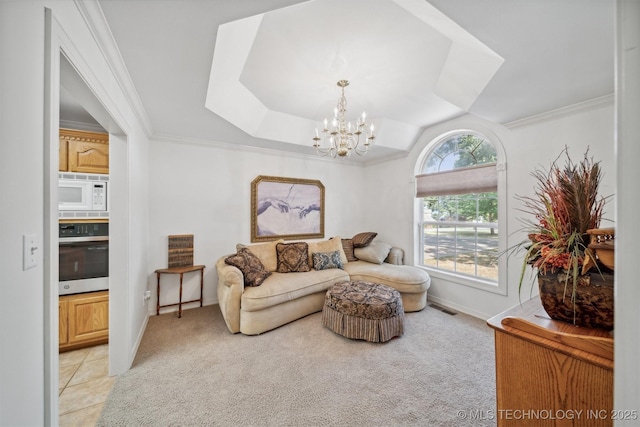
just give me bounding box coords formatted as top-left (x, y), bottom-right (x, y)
top-left (58, 63), bottom-right (113, 421)
top-left (44, 10), bottom-right (130, 424)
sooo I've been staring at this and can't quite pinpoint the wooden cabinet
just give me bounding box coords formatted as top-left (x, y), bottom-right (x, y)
top-left (487, 298), bottom-right (613, 427)
top-left (59, 291), bottom-right (109, 352)
top-left (59, 128), bottom-right (109, 174)
top-left (59, 299), bottom-right (69, 346)
top-left (59, 135), bottom-right (69, 171)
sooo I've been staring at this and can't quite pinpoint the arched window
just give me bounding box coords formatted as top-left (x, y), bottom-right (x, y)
top-left (416, 132), bottom-right (501, 284)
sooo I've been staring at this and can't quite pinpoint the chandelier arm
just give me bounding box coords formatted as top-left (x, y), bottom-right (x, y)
top-left (314, 145), bottom-right (336, 158)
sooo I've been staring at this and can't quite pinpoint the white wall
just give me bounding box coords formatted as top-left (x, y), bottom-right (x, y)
top-left (0, 1), bottom-right (150, 424)
top-left (1, 2), bottom-right (48, 424)
top-left (363, 99), bottom-right (615, 319)
top-left (615, 0), bottom-right (640, 419)
top-left (147, 139), bottom-right (367, 310)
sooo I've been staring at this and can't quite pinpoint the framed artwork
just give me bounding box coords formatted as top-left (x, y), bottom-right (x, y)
top-left (251, 175), bottom-right (325, 242)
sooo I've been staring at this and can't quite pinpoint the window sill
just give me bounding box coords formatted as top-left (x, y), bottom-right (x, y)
top-left (419, 265), bottom-right (507, 295)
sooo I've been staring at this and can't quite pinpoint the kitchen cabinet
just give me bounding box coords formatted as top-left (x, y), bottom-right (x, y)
top-left (59, 299), bottom-right (69, 346)
top-left (59, 128), bottom-right (109, 174)
top-left (59, 291), bottom-right (109, 352)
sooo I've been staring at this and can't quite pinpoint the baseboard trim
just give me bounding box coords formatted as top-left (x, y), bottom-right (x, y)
top-left (130, 310), bottom-right (149, 366)
top-left (426, 294), bottom-right (491, 320)
top-left (147, 298), bottom-right (218, 316)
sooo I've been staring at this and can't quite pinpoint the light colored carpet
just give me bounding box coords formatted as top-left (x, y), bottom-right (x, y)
top-left (97, 303), bottom-right (496, 426)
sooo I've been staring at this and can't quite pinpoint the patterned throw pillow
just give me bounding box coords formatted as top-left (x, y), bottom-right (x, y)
top-left (352, 232), bottom-right (378, 248)
top-left (341, 239), bottom-right (358, 262)
top-left (276, 242), bottom-right (311, 273)
top-left (224, 247), bottom-right (272, 287)
top-left (308, 236), bottom-right (348, 266)
top-left (235, 239), bottom-right (283, 272)
top-left (312, 250), bottom-right (344, 271)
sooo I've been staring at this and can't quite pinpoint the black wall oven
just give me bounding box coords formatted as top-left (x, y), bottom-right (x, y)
top-left (59, 222), bottom-right (109, 295)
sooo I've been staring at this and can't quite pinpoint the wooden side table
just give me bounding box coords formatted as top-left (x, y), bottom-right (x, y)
top-left (487, 298), bottom-right (613, 426)
top-left (155, 265), bottom-right (205, 318)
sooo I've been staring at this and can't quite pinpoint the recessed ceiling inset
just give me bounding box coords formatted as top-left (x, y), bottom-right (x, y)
top-left (205, 0), bottom-right (503, 152)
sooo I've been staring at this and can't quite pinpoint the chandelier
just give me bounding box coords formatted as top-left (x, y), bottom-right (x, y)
top-left (312, 80), bottom-right (375, 158)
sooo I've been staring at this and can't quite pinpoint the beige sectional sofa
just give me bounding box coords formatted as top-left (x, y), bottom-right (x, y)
top-left (215, 235), bottom-right (431, 335)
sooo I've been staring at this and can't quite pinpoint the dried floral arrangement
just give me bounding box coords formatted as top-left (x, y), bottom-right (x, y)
top-left (511, 147), bottom-right (611, 296)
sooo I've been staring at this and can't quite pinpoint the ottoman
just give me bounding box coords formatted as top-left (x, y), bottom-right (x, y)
top-left (322, 280), bottom-right (404, 343)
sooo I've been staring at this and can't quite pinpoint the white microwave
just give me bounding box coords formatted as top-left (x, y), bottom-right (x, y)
top-left (58, 173), bottom-right (108, 212)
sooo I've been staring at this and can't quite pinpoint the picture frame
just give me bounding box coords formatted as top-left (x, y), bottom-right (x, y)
top-left (251, 175), bottom-right (325, 242)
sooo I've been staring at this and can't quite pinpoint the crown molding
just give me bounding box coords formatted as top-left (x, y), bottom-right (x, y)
top-left (73, 0), bottom-right (154, 136)
top-left (360, 150), bottom-right (409, 167)
top-left (151, 133), bottom-right (368, 168)
top-left (152, 132), bottom-right (410, 168)
top-left (504, 94), bottom-right (615, 129)
top-left (60, 120), bottom-right (106, 133)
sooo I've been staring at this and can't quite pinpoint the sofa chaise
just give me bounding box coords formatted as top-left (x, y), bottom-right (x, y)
top-left (215, 234), bottom-right (431, 335)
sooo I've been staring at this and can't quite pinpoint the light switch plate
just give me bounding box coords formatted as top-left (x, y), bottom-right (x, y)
top-left (23, 234), bottom-right (38, 270)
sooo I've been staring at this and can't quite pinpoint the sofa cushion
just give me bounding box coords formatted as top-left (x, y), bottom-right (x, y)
top-left (236, 239), bottom-right (283, 272)
top-left (341, 239), bottom-right (358, 262)
top-left (308, 236), bottom-right (348, 265)
top-left (352, 232), bottom-right (378, 248)
top-left (354, 242), bottom-right (392, 264)
top-left (276, 242), bottom-right (311, 273)
top-left (343, 261), bottom-right (431, 294)
top-left (312, 250), bottom-right (344, 270)
top-left (241, 268), bottom-right (350, 312)
top-left (224, 248), bottom-right (272, 287)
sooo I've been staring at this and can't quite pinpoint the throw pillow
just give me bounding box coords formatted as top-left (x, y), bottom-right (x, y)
top-left (236, 239), bottom-right (283, 272)
top-left (224, 247), bottom-right (272, 287)
top-left (341, 238), bottom-right (358, 262)
top-left (312, 250), bottom-right (344, 271)
top-left (308, 236), bottom-right (348, 266)
top-left (354, 242), bottom-right (392, 264)
top-left (352, 232), bottom-right (378, 248)
top-left (276, 242), bottom-right (311, 273)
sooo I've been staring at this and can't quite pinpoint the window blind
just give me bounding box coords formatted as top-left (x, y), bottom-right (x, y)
top-left (416, 163), bottom-right (497, 197)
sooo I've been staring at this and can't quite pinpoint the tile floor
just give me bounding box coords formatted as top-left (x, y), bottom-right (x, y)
top-left (59, 344), bottom-right (115, 426)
